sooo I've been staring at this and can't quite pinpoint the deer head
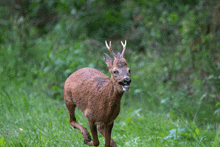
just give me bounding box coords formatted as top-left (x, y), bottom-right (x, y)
top-left (102, 40), bottom-right (131, 91)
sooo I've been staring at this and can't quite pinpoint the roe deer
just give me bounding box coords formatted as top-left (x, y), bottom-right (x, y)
top-left (64, 41), bottom-right (131, 147)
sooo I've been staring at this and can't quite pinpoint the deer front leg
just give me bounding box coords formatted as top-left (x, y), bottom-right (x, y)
top-left (98, 123), bottom-right (117, 147)
top-left (87, 121), bottom-right (99, 146)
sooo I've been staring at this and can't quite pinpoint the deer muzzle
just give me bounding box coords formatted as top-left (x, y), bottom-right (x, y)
top-left (119, 77), bottom-right (131, 91)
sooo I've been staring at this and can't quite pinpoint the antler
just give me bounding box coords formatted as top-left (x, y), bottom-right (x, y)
top-left (105, 41), bottom-right (116, 58)
top-left (120, 40), bottom-right (127, 58)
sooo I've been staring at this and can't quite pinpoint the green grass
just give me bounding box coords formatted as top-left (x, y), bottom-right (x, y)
top-left (1, 78), bottom-right (219, 147)
top-left (0, 41), bottom-right (219, 147)
top-left (0, 1), bottom-right (219, 145)
top-left (0, 32), bottom-right (219, 147)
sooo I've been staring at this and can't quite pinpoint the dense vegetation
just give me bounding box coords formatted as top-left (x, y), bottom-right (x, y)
top-left (0, 0), bottom-right (220, 146)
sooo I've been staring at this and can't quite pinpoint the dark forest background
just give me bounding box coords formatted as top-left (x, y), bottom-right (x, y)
top-left (0, 0), bottom-right (220, 146)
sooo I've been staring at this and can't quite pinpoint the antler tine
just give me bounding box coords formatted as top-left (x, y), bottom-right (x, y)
top-left (121, 40), bottom-right (127, 57)
top-left (105, 40), bottom-right (116, 58)
top-left (105, 40), bottom-right (111, 49)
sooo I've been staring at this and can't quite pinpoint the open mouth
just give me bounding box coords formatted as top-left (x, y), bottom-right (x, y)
top-left (119, 81), bottom-right (131, 91)
top-left (120, 84), bottom-right (130, 91)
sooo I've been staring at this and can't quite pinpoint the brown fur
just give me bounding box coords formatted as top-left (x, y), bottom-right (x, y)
top-left (64, 41), bottom-right (131, 147)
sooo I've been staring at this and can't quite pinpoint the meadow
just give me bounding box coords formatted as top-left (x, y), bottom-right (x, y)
top-left (1, 0), bottom-right (220, 146)
top-left (1, 78), bottom-right (219, 147)
top-left (0, 37), bottom-right (219, 146)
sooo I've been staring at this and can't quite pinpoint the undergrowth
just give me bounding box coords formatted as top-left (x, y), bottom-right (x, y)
top-left (0, 1), bottom-right (220, 145)
top-left (0, 36), bottom-right (220, 146)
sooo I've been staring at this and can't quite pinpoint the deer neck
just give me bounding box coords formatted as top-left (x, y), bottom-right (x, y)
top-left (109, 77), bottom-right (124, 99)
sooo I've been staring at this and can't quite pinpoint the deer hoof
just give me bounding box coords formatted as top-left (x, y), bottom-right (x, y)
top-left (84, 136), bottom-right (91, 144)
top-left (86, 140), bottom-right (95, 146)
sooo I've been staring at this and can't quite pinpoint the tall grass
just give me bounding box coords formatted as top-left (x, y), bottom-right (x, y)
top-left (0, 75), bottom-right (219, 146)
top-left (0, 30), bottom-right (219, 146)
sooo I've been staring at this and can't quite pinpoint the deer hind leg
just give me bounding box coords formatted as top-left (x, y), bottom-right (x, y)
top-left (65, 103), bottom-right (92, 145)
top-left (86, 121), bottom-right (99, 146)
top-left (98, 123), bottom-right (117, 147)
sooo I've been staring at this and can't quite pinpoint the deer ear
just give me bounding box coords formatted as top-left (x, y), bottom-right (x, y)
top-left (102, 51), bottom-right (113, 67)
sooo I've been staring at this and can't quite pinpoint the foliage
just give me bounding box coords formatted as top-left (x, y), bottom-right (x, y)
top-left (0, 0), bottom-right (220, 146)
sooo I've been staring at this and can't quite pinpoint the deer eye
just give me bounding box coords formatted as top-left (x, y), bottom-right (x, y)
top-left (128, 69), bottom-right (131, 74)
top-left (113, 70), bottom-right (119, 74)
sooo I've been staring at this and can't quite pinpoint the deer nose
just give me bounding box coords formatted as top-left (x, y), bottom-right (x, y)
top-left (123, 77), bottom-right (131, 84)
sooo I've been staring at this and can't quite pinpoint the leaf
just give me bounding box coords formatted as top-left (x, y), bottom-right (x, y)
top-left (0, 137), bottom-right (5, 146)
top-left (216, 102), bottom-right (220, 107)
top-left (23, 97), bottom-right (29, 110)
top-left (179, 133), bottom-right (191, 139)
top-left (164, 128), bottom-right (187, 140)
top-left (169, 13), bottom-right (178, 22)
top-left (125, 109), bottom-right (142, 125)
top-left (214, 108), bottom-right (220, 114)
top-left (105, 10), bottom-right (122, 23)
top-left (195, 127), bottom-right (199, 136)
top-left (182, 104), bottom-right (189, 115)
top-left (125, 115), bottom-right (135, 125)
top-left (170, 113), bottom-right (178, 118)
